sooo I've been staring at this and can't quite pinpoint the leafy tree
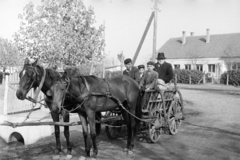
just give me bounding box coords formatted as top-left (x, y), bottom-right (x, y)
top-left (0, 37), bottom-right (21, 75)
top-left (14, 0), bottom-right (105, 66)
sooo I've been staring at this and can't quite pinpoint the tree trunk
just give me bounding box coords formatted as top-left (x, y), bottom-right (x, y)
top-left (3, 67), bottom-right (6, 85)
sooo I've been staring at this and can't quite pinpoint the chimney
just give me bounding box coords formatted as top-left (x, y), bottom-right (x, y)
top-left (182, 31), bottom-right (186, 45)
top-left (190, 32), bottom-right (194, 36)
top-left (206, 29), bottom-right (210, 43)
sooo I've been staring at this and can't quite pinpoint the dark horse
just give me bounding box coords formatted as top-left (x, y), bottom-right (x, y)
top-left (48, 70), bottom-right (142, 159)
top-left (16, 59), bottom-right (101, 159)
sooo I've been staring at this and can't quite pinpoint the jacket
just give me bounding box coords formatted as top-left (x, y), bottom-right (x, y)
top-left (123, 66), bottom-right (140, 83)
top-left (154, 62), bottom-right (173, 83)
top-left (139, 70), bottom-right (158, 89)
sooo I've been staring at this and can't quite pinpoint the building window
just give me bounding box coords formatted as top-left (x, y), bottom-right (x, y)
top-left (232, 63), bottom-right (240, 70)
top-left (185, 64), bottom-right (191, 70)
top-left (208, 64), bottom-right (215, 73)
top-left (196, 64), bottom-right (203, 72)
top-left (174, 64), bottom-right (180, 69)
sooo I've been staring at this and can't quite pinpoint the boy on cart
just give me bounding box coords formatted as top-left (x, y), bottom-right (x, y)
top-left (139, 61), bottom-right (158, 110)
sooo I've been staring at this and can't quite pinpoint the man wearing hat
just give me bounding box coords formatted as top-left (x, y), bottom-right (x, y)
top-left (139, 61), bottom-right (158, 91)
top-left (123, 58), bottom-right (141, 83)
top-left (154, 52), bottom-right (174, 85)
top-left (138, 64), bottom-right (145, 80)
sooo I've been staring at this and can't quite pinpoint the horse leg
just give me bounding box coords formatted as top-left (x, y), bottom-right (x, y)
top-left (87, 111), bottom-right (98, 159)
top-left (51, 112), bottom-right (62, 159)
top-left (62, 111), bottom-right (72, 160)
top-left (121, 106), bottom-right (131, 152)
top-left (78, 112), bottom-right (90, 159)
top-left (129, 106), bottom-right (136, 154)
top-left (122, 102), bottom-right (136, 155)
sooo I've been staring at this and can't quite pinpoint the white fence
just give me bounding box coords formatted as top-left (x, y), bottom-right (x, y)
top-left (3, 72), bottom-right (44, 115)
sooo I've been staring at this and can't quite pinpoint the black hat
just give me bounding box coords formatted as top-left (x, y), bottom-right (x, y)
top-left (124, 58), bottom-right (132, 65)
top-left (156, 52), bottom-right (166, 60)
top-left (138, 65), bottom-right (145, 69)
top-left (147, 61), bottom-right (155, 66)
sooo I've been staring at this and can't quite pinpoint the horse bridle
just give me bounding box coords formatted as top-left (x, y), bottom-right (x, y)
top-left (22, 65), bottom-right (46, 101)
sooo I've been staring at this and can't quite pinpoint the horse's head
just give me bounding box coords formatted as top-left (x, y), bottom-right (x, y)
top-left (16, 58), bottom-right (41, 100)
top-left (47, 78), bottom-right (69, 113)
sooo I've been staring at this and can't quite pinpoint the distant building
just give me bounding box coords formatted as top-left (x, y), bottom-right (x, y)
top-left (157, 29), bottom-right (240, 79)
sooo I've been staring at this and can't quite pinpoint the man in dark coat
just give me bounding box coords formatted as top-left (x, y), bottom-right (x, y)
top-left (123, 58), bottom-right (140, 83)
top-left (154, 52), bottom-right (174, 84)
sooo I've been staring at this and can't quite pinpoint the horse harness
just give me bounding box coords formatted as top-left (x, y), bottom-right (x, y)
top-left (60, 77), bottom-right (118, 114)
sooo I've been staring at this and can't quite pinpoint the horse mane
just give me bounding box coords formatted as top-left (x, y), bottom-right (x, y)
top-left (64, 67), bottom-right (82, 77)
top-left (83, 75), bottom-right (101, 86)
top-left (63, 66), bottom-right (100, 85)
top-left (45, 68), bottom-right (62, 82)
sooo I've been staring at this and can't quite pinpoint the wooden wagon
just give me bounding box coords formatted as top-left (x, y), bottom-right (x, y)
top-left (103, 85), bottom-right (184, 143)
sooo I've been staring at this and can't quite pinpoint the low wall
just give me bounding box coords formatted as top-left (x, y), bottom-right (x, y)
top-left (0, 108), bottom-right (54, 145)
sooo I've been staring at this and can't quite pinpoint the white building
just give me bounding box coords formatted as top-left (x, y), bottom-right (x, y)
top-left (157, 29), bottom-right (240, 79)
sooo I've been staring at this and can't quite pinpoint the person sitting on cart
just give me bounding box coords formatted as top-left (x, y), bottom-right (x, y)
top-left (138, 64), bottom-right (145, 80)
top-left (123, 58), bottom-right (141, 84)
top-left (139, 61), bottom-right (158, 91)
top-left (154, 52), bottom-right (174, 90)
top-left (139, 61), bottom-right (158, 110)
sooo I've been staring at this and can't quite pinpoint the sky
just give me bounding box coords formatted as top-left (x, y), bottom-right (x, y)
top-left (0, 0), bottom-right (240, 65)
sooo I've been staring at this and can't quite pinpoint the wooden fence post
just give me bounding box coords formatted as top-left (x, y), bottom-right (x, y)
top-left (226, 74), bottom-right (229, 85)
top-left (203, 74), bottom-right (206, 84)
top-left (3, 75), bottom-right (9, 115)
top-left (175, 74), bottom-right (177, 84)
top-left (102, 62), bottom-right (105, 78)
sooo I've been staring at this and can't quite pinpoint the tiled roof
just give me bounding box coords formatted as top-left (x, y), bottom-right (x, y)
top-left (157, 33), bottom-right (240, 59)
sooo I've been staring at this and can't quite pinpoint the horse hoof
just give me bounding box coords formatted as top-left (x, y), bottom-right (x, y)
top-left (52, 155), bottom-right (60, 160)
top-left (124, 147), bottom-right (128, 152)
top-left (79, 156), bottom-right (86, 160)
top-left (127, 150), bottom-right (134, 155)
top-left (65, 154), bottom-right (73, 160)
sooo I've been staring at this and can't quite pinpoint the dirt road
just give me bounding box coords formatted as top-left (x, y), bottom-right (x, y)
top-left (1, 87), bottom-right (240, 160)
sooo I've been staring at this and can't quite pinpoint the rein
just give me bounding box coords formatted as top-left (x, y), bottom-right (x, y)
top-left (60, 77), bottom-right (105, 113)
top-left (33, 66), bottom-right (46, 101)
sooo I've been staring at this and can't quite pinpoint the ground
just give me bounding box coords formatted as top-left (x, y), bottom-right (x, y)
top-left (0, 84), bottom-right (240, 160)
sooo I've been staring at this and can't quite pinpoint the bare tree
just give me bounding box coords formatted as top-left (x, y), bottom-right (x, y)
top-left (223, 44), bottom-right (238, 70)
top-left (186, 50), bottom-right (203, 70)
top-left (117, 51), bottom-right (124, 72)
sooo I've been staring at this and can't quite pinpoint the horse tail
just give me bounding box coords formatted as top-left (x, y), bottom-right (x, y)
top-left (135, 90), bottom-right (142, 135)
top-left (95, 112), bottom-right (101, 136)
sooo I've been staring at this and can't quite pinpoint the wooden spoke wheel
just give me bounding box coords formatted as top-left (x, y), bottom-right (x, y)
top-left (105, 111), bottom-right (123, 140)
top-left (167, 99), bottom-right (183, 135)
top-left (148, 107), bottom-right (163, 143)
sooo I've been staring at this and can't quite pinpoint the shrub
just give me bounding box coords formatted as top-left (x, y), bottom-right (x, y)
top-left (174, 69), bottom-right (204, 84)
top-left (105, 70), bottom-right (122, 79)
top-left (220, 70), bottom-right (240, 86)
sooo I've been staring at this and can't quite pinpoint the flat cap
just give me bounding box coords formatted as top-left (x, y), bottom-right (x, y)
top-left (124, 58), bottom-right (132, 65)
top-left (147, 61), bottom-right (155, 66)
top-left (138, 65), bottom-right (145, 69)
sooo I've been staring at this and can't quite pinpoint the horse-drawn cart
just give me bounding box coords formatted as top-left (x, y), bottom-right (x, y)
top-left (103, 85), bottom-right (184, 143)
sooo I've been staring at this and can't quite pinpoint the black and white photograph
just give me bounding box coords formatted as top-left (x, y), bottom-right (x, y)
top-left (0, 0), bottom-right (240, 159)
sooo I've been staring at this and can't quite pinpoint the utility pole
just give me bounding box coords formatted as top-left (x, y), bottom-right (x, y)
top-left (152, 0), bottom-right (159, 60)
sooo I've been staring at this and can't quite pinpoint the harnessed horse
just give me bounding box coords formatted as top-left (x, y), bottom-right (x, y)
top-left (16, 59), bottom-right (102, 159)
top-left (47, 70), bottom-right (142, 159)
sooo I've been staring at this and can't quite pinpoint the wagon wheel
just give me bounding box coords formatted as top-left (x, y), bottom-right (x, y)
top-left (105, 111), bottom-right (123, 140)
top-left (148, 105), bottom-right (163, 143)
top-left (167, 98), bottom-right (183, 135)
